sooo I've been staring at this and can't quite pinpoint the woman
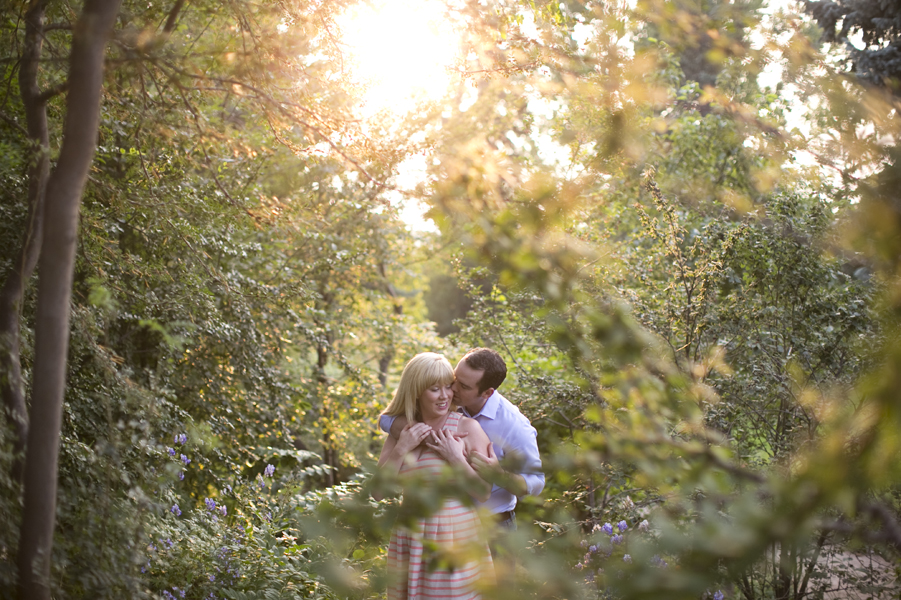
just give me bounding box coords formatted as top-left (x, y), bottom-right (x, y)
top-left (378, 352), bottom-right (494, 600)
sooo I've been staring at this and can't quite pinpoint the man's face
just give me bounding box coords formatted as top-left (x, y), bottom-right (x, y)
top-left (452, 359), bottom-right (492, 415)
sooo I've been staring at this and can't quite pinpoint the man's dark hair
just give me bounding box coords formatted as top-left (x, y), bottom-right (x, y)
top-left (462, 348), bottom-right (506, 393)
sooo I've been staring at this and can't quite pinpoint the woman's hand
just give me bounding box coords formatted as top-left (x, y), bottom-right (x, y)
top-left (395, 422), bottom-right (434, 456)
top-left (425, 428), bottom-right (467, 465)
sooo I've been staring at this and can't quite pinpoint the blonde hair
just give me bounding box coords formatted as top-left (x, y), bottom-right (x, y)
top-left (382, 352), bottom-right (454, 423)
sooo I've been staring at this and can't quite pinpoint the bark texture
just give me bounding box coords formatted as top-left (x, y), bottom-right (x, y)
top-left (0, 0), bottom-right (50, 484)
top-left (16, 1), bottom-right (121, 598)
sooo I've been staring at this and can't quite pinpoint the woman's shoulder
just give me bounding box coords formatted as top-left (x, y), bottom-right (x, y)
top-left (456, 414), bottom-right (485, 435)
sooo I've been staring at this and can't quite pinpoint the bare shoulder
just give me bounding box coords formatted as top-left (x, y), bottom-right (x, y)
top-left (457, 416), bottom-right (490, 452)
top-left (457, 415), bottom-right (481, 432)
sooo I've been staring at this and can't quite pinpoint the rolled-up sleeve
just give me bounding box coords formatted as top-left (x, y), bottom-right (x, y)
top-left (378, 414), bottom-right (395, 434)
top-left (503, 418), bottom-right (545, 497)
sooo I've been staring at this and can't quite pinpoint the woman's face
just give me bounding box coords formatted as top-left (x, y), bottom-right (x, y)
top-left (418, 381), bottom-right (453, 421)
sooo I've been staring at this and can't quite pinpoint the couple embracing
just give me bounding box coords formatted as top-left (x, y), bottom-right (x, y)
top-left (376, 348), bottom-right (544, 600)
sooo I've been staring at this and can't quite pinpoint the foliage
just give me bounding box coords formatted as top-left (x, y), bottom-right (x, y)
top-left (2, 0), bottom-right (901, 598)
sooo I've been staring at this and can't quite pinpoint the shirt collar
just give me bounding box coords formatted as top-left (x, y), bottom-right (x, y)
top-left (465, 390), bottom-right (500, 420)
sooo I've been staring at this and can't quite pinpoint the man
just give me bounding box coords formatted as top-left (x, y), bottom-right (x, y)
top-left (379, 347), bottom-right (544, 528)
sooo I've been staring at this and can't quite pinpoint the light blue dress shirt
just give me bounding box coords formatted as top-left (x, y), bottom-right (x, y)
top-left (378, 390), bottom-right (544, 514)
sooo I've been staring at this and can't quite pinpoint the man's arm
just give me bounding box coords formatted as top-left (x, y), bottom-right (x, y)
top-left (470, 415), bottom-right (544, 497)
top-left (378, 414), bottom-right (408, 439)
top-left (469, 443), bottom-right (528, 496)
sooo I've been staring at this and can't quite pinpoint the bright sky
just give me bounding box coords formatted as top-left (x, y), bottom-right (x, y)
top-left (335, 0), bottom-right (468, 231)
top-left (336, 0), bottom-right (462, 118)
top-left (334, 0), bottom-right (824, 230)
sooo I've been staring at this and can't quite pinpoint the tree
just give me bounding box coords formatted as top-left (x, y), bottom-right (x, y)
top-left (15, 2), bottom-right (122, 598)
top-left (806, 0), bottom-right (901, 90)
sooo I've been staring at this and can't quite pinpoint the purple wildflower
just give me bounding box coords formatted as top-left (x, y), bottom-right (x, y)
top-left (264, 464), bottom-right (275, 477)
top-left (713, 592), bottom-right (724, 600)
top-left (623, 554), bottom-right (632, 563)
top-left (178, 471), bottom-right (184, 481)
top-left (219, 505), bottom-right (227, 516)
top-left (638, 519), bottom-right (649, 531)
top-left (611, 534), bottom-right (623, 545)
top-left (175, 433), bottom-right (187, 445)
top-left (180, 454), bottom-right (190, 465)
top-left (602, 522), bottom-right (614, 535)
top-left (170, 504), bottom-right (181, 516)
top-left (617, 520), bottom-right (628, 532)
top-left (205, 498), bottom-right (216, 512)
top-left (589, 545), bottom-right (598, 553)
top-left (167, 447), bottom-right (175, 456)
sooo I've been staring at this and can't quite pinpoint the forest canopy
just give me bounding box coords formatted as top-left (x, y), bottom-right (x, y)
top-left (1, 0), bottom-right (900, 599)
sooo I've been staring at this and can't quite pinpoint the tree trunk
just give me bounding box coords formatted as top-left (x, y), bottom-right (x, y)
top-left (16, 1), bottom-right (121, 598)
top-left (0, 0), bottom-right (50, 484)
top-left (377, 262), bottom-right (402, 388)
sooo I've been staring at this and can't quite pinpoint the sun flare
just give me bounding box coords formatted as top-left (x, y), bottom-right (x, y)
top-left (337, 0), bottom-right (462, 115)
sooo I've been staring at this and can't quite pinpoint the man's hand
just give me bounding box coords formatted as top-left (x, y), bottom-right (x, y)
top-left (469, 442), bottom-right (502, 483)
top-left (469, 443), bottom-right (528, 496)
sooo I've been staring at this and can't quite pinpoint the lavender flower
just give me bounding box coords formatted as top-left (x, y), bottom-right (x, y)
top-left (713, 592), bottom-right (724, 600)
top-left (638, 519), bottom-right (649, 531)
top-left (175, 433), bottom-right (187, 445)
top-left (580, 539), bottom-right (588, 548)
top-left (205, 498), bottom-right (216, 512)
top-left (178, 471), bottom-right (184, 481)
top-left (170, 504), bottom-right (181, 516)
top-left (602, 522), bottom-right (614, 535)
top-left (589, 545), bottom-right (598, 553)
top-left (219, 505), bottom-right (227, 516)
top-left (264, 464), bottom-right (275, 477)
top-left (167, 447), bottom-right (176, 456)
top-left (617, 520), bottom-right (628, 532)
top-left (651, 554), bottom-right (668, 568)
top-left (611, 534), bottom-right (623, 545)
top-left (180, 454), bottom-right (190, 465)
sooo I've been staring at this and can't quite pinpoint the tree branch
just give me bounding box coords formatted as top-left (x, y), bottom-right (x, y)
top-left (35, 79), bottom-right (69, 103)
top-left (162, 0), bottom-right (187, 35)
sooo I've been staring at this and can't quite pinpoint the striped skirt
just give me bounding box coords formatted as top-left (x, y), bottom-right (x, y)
top-left (387, 499), bottom-right (493, 600)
